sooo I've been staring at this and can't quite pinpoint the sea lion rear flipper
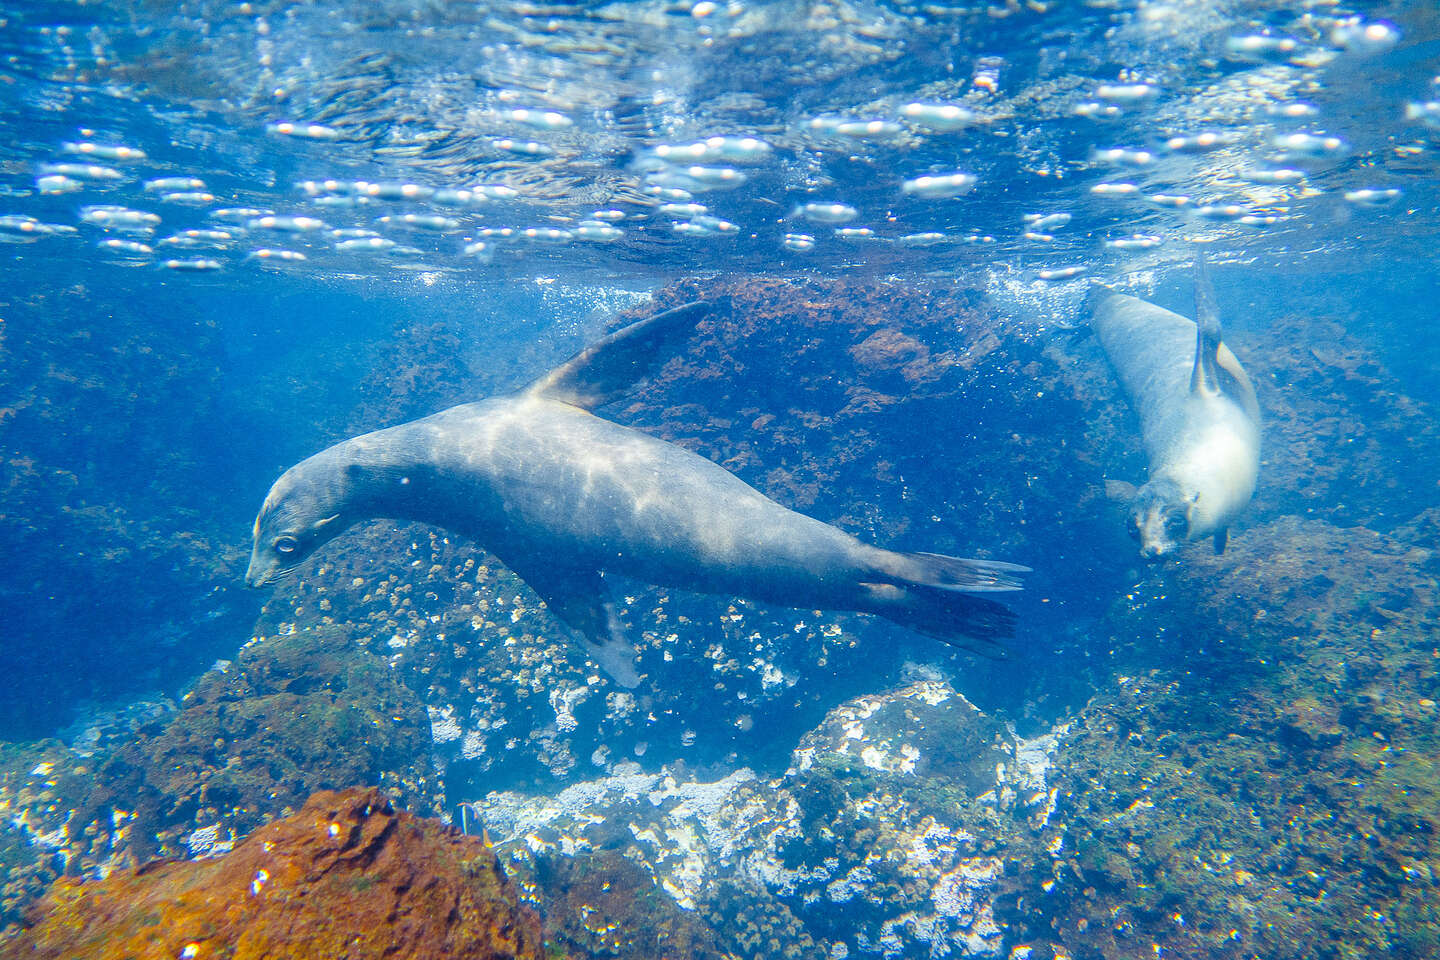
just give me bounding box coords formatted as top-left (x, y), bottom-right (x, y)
top-left (523, 300), bottom-right (713, 410)
top-left (1190, 253), bottom-right (1224, 398)
top-left (901, 550), bottom-right (1030, 592)
top-left (509, 561), bottom-right (642, 687)
top-left (858, 549), bottom-right (1029, 649)
top-left (1190, 256), bottom-right (1261, 420)
top-left (860, 581), bottom-right (1016, 649)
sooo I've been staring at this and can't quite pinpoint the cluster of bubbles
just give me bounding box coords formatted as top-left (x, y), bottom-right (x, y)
top-left (0, 2), bottom-right (1434, 283)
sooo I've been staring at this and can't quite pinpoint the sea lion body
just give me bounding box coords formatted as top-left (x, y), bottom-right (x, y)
top-left (1091, 286), bottom-right (1261, 558)
top-left (248, 302), bottom-right (1027, 684)
top-left (254, 395), bottom-right (897, 605)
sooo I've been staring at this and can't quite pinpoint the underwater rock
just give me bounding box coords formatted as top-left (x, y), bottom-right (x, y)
top-left (0, 625), bottom-right (437, 901)
top-left (791, 676), bottom-right (1016, 795)
top-left (4, 786), bottom-right (546, 960)
top-left (524, 848), bottom-right (730, 959)
top-left (766, 680), bottom-right (1062, 959)
top-left (1021, 514), bottom-right (1440, 959)
top-left (0, 277), bottom-right (253, 739)
top-left (470, 679), bottom-right (1065, 959)
top-left (848, 327), bottom-right (952, 384)
top-left (89, 625), bottom-right (437, 863)
top-left (0, 745), bottom-right (73, 939)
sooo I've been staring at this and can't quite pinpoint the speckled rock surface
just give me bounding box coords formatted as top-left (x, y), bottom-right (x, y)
top-left (2, 786), bottom-right (546, 960)
top-left (472, 679), bottom-right (1066, 959)
top-left (0, 624), bottom-right (437, 919)
top-left (1013, 514), bottom-right (1440, 960)
top-left (519, 849), bottom-right (731, 960)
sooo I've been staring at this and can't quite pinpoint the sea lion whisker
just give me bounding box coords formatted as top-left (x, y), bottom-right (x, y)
top-left (266, 564), bottom-right (302, 585)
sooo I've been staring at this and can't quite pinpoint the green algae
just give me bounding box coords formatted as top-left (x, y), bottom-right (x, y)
top-left (1019, 516), bottom-right (1440, 960)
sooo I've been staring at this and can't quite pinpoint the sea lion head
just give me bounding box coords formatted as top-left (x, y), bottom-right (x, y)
top-left (245, 449), bottom-right (356, 587)
top-left (1127, 477), bottom-right (1194, 560)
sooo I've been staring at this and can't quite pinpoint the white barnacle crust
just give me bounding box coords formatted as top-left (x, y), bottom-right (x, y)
top-left (449, 679), bottom-right (1073, 955)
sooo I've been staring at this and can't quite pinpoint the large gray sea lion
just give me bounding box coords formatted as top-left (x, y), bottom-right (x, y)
top-left (1091, 262), bottom-right (1261, 559)
top-left (247, 301), bottom-right (1028, 686)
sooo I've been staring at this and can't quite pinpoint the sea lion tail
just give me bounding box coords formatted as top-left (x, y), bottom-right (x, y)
top-left (858, 580), bottom-right (1017, 649)
top-left (857, 549), bottom-right (1029, 647)
top-left (1190, 252), bottom-right (1224, 396)
top-left (898, 550), bottom-right (1029, 592)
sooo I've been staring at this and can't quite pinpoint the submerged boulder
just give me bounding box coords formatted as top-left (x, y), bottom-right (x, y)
top-left (0, 627), bottom-right (438, 939)
top-left (470, 679), bottom-right (1066, 959)
top-left (1024, 514), bottom-right (1440, 959)
top-left (59, 625), bottom-right (437, 871)
top-left (5, 786), bottom-right (546, 960)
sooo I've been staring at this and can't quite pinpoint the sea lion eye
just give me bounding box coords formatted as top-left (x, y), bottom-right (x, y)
top-left (1127, 519), bottom-right (1142, 541)
top-left (274, 535), bottom-right (299, 554)
top-left (1165, 515), bottom-right (1187, 535)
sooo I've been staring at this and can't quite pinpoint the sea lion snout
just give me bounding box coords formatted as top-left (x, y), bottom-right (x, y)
top-left (244, 536), bottom-right (290, 587)
top-left (243, 555), bottom-right (274, 588)
top-left (1130, 481), bottom-right (1189, 561)
top-left (1133, 509), bottom-right (1179, 560)
top-left (1138, 538), bottom-right (1175, 562)
top-left (246, 457), bottom-right (353, 590)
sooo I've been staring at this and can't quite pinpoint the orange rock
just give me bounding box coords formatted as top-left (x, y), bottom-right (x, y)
top-left (5, 787), bottom-right (547, 960)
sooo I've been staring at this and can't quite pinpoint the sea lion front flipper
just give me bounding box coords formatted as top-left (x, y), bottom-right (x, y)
top-left (1213, 527), bottom-right (1229, 554)
top-left (523, 300), bottom-right (712, 411)
top-left (506, 560), bottom-right (642, 687)
top-left (1190, 253), bottom-right (1224, 398)
top-left (1215, 342), bottom-right (1262, 423)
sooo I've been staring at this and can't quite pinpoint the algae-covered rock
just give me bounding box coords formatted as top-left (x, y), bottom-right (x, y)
top-left (471, 679), bottom-right (1065, 959)
top-left (792, 678), bottom-right (1015, 796)
top-left (526, 849), bottom-right (729, 959)
top-left (4, 786), bottom-right (546, 960)
top-left (56, 625), bottom-right (437, 871)
top-left (0, 628), bottom-right (437, 940)
top-left (0, 745), bottom-right (66, 938)
top-left (1023, 515), bottom-right (1440, 960)
top-left (772, 681), bottom-right (1059, 959)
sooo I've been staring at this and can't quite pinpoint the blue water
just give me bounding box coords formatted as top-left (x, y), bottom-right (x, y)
top-left (1, 0), bottom-right (1439, 952)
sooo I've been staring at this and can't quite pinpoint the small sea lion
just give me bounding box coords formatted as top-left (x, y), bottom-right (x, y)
top-left (247, 302), bottom-right (1028, 685)
top-left (1090, 260), bottom-right (1261, 559)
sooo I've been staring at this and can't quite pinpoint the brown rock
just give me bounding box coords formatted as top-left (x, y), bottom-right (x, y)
top-left (5, 787), bottom-right (547, 960)
top-left (1281, 696), bottom-right (1344, 748)
top-left (850, 327), bottom-right (928, 370)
